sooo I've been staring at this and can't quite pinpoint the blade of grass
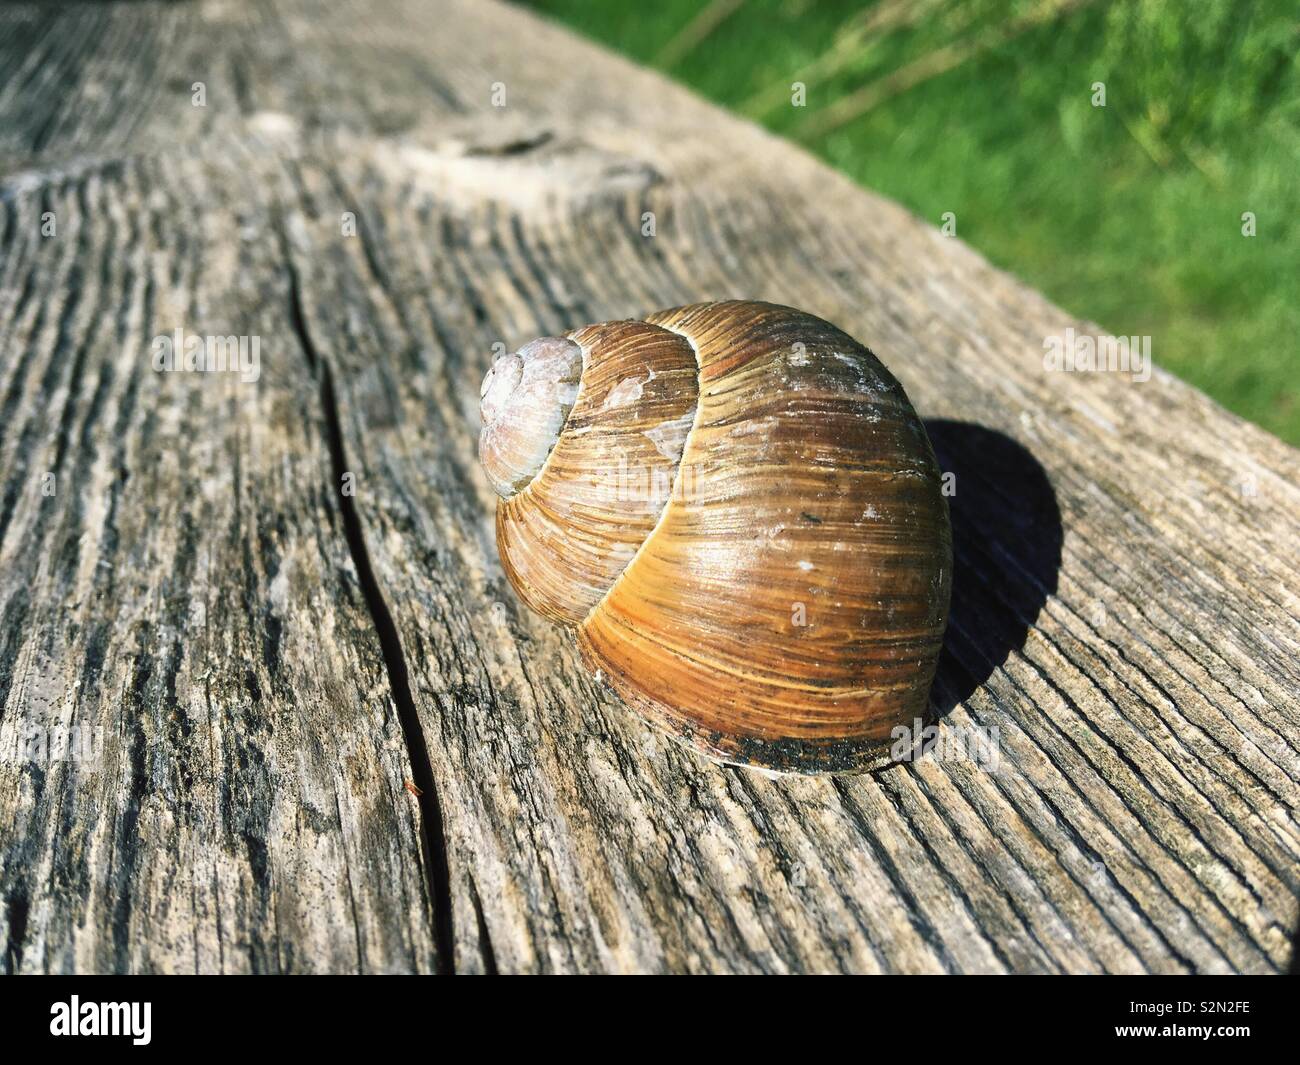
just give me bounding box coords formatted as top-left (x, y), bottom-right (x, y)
top-left (741, 0), bottom-right (947, 118)
top-left (655, 0), bottom-right (747, 68)
top-left (797, 0), bottom-right (1102, 141)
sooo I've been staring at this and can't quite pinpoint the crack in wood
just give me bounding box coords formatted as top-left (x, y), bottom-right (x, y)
top-left (291, 276), bottom-right (458, 974)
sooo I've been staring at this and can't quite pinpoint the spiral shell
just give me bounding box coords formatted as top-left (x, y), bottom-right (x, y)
top-left (479, 301), bottom-right (951, 774)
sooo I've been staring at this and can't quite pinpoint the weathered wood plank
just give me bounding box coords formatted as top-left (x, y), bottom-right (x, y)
top-left (0, 0), bottom-right (1296, 973)
top-left (0, 105), bottom-right (437, 971)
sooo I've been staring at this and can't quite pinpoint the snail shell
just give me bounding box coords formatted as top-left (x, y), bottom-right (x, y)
top-left (479, 301), bottom-right (951, 774)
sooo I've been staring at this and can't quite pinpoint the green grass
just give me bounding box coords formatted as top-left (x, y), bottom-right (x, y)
top-left (523, 0), bottom-right (1300, 445)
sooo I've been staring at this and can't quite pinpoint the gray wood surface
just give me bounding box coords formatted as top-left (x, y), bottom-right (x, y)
top-left (0, 0), bottom-right (1296, 974)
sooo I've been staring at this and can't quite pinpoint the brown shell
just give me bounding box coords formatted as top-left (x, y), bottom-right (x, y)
top-left (492, 301), bottom-right (951, 774)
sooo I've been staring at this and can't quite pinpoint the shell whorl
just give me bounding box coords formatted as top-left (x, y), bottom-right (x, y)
top-left (492, 320), bottom-right (699, 623)
top-left (478, 336), bottom-right (584, 499)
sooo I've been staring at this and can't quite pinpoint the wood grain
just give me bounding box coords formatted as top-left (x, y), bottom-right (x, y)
top-left (0, 0), bottom-right (1296, 973)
